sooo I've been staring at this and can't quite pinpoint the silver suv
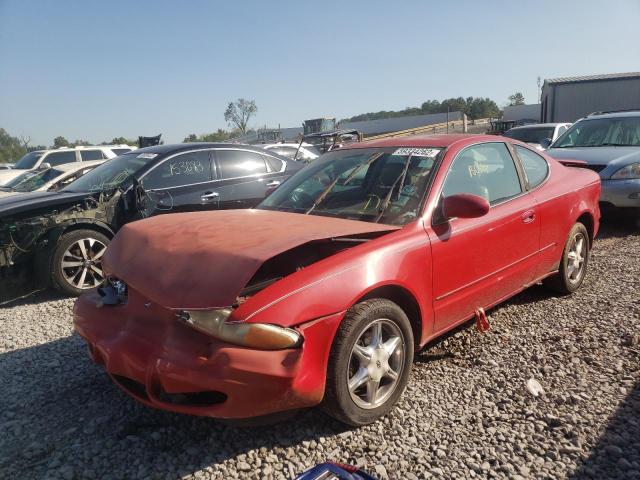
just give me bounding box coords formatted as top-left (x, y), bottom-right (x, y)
top-left (545, 111), bottom-right (640, 219)
top-left (0, 145), bottom-right (135, 186)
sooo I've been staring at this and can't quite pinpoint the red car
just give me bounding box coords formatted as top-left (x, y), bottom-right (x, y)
top-left (74, 134), bottom-right (601, 425)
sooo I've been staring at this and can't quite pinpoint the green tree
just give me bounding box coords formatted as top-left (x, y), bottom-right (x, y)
top-left (342, 96), bottom-right (501, 122)
top-left (0, 128), bottom-right (27, 164)
top-left (53, 136), bottom-right (69, 148)
top-left (224, 98), bottom-right (257, 134)
top-left (508, 92), bottom-right (525, 106)
top-left (109, 136), bottom-right (136, 145)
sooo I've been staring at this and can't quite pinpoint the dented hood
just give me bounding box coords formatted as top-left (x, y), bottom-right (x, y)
top-left (103, 209), bottom-right (398, 309)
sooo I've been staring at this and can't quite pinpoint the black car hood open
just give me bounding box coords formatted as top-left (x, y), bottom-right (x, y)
top-left (0, 191), bottom-right (99, 217)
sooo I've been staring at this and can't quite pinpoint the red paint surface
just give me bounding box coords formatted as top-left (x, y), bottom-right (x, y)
top-left (74, 134), bottom-right (601, 418)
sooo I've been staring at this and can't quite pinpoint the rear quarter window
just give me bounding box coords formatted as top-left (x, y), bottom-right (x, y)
top-left (515, 145), bottom-right (549, 188)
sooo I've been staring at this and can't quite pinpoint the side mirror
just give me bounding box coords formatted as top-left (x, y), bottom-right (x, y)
top-left (540, 138), bottom-right (552, 149)
top-left (38, 162), bottom-right (52, 170)
top-left (442, 193), bottom-right (490, 220)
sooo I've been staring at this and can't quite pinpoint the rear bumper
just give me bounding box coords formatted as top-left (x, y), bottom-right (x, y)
top-left (600, 179), bottom-right (640, 208)
top-left (73, 291), bottom-right (343, 419)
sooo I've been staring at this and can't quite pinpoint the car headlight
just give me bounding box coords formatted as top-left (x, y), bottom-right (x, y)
top-left (611, 162), bottom-right (640, 180)
top-left (176, 309), bottom-right (302, 350)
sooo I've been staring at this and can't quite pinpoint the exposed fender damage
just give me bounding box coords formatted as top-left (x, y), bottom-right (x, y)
top-left (0, 191), bottom-right (123, 271)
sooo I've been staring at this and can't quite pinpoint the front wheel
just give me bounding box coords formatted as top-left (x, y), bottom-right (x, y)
top-left (323, 299), bottom-right (414, 426)
top-left (49, 229), bottom-right (110, 296)
top-left (543, 222), bottom-right (589, 295)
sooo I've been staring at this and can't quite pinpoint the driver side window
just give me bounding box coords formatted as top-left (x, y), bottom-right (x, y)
top-left (442, 143), bottom-right (522, 206)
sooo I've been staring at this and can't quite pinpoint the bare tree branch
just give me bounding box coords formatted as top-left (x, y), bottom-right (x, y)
top-left (224, 98), bottom-right (257, 134)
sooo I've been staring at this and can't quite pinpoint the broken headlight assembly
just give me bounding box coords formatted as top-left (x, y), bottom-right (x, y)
top-left (96, 277), bottom-right (128, 306)
top-left (176, 309), bottom-right (302, 350)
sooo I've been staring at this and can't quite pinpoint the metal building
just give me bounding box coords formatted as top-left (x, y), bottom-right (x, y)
top-left (540, 72), bottom-right (640, 123)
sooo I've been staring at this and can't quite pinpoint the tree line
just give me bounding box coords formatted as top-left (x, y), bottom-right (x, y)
top-left (341, 96), bottom-right (502, 123)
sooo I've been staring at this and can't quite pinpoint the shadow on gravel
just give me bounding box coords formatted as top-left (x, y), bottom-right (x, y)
top-left (0, 335), bottom-right (351, 478)
top-left (569, 380), bottom-right (640, 479)
top-left (597, 215), bottom-right (640, 240)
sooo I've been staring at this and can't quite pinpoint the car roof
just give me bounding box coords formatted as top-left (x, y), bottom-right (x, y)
top-left (345, 133), bottom-right (500, 150)
top-left (52, 159), bottom-right (106, 172)
top-left (131, 143), bottom-right (291, 164)
top-left (585, 110), bottom-right (640, 120)
top-left (508, 123), bottom-right (567, 130)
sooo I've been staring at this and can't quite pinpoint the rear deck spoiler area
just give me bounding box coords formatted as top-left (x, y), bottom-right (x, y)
top-left (557, 159), bottom-right (588, 168)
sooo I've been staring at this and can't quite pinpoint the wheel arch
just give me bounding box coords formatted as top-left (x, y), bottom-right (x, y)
top-left (46, 220), bottom-right (116, 246)
top-left (576, 211), bottom-right (594, 246)
top-left (355, 284), bottom-right (423, 349)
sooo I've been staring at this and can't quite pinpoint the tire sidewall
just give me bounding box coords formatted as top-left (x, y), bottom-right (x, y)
top-left (560, 223), bottom-right (589, 293)
top-left (325, 299), bottom-right (414, 426)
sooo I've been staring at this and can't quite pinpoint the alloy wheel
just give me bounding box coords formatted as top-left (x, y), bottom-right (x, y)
top-left (566, 232), bottom-right (586, 283)
top-left (347, 318), bottom-right (405, 409)
top-left (61, 237), bottom-right (107, 289)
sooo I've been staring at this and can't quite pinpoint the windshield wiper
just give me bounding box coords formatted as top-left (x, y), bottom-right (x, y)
top-left (305, 152), bottom-right (384, 215)
top-left (374, 154), bottom-right (414, 223)
top-left (599, 142), bottom-right (634, 147)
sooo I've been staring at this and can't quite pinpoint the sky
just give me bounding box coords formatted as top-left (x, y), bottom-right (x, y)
top-left (1, 0), bottom-right (639, 146)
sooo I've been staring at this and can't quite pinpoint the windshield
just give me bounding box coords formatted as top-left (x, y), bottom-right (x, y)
top-left (258, 147), bottom-right (441, 225)
top-left (13, 151), bottom-right (44, 169)
top-left (553, 117), bottom-right (640, 147)
top-left (504, 127), bottom-right (554, 144)
top-left (2, 168), bottom-right (64, 192)
top-left (62, 153), bottom-right (148, 193)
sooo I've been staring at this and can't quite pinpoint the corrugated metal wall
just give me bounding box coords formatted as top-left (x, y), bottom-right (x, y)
top-left (541, 78), bottom-right (640, 122)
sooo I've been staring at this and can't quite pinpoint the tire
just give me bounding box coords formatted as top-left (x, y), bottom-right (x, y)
top-left (543, 222), bottom-right (589, 295)
top-left (48, 229), bottom-right (110, 296)
top-left (323, 299), bottom-right (414, 426)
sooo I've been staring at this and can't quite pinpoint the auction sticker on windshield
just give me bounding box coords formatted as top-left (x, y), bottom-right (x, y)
top-left (137, 153), bottom-right (158, 159)
top-left (393, 147), bottom-right (441, 157)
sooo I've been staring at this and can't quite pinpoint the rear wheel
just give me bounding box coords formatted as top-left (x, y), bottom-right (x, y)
top-left (543, 222), bottom-right (589, 295)
top-left (49, 229), bottom-right (109, 296)
top-left (323, 299), bottom-right (413, 426)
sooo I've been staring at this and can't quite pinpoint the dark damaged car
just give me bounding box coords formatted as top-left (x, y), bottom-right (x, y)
top-left (0, 143), bottom-right (301, 296)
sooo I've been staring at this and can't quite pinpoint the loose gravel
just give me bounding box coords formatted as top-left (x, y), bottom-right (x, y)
top-left (0, 221), bottom-right (638, 480)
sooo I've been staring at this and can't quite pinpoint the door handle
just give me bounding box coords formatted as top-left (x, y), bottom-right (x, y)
top-left (266, 181), bottom-right (281, 188)
top-left (201, 192), bottom-right (219, 202)
top-left (521, 209), bottom-right (536, 223)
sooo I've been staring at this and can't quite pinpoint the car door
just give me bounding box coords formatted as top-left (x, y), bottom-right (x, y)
top-left (212, 149), bottom-right (286, 209)
top-left (426, 142), bottom-right (540, 332)
top-left (140, 149), bottom-right (218, 214)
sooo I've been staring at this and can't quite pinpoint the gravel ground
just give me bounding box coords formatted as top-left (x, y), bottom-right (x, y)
top-left (0, 221), bottom-right (638, 480)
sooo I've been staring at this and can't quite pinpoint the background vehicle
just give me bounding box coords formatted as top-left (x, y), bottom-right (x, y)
top-left (0, 160), bottom-right (105, 198)
top-left (544, 111), bottom-right (640, 220)
top-left (0, 145), bottom-right (135, 186)
top-left (503, 123), bottom-right (571, 150)
top-left (74, 134), bottom-right (600, 426)
top-left (303, 129), bottom-right (363, 153)
top-left (0, 143), bottom-right (300, 296)
top-left (262, 142), bottom-right (321, 162)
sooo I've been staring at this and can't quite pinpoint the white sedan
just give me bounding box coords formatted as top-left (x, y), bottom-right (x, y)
top-left (0, 160), bottom-right (105, 198)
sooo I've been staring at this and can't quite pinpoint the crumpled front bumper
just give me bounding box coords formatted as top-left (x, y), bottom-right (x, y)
top-left (73, 291), bottom-right (344, 419)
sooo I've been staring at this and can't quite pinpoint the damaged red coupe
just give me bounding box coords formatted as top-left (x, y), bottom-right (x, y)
top-left (74, 134), bottom-right (601, 425)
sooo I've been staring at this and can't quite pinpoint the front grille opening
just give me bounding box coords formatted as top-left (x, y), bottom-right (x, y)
top-left (112, 374), bottom-right (149, 400)
top-left (157, 389), bottom-right (227, 407)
